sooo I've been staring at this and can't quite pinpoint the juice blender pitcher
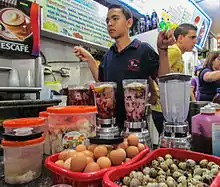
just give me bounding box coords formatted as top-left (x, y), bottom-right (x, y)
top-left (158, 73), bottom-right (191, 123)
top-left (158, 73), bottom-right (192, 149)
top-left (122, 79), bottom-right (151, 148)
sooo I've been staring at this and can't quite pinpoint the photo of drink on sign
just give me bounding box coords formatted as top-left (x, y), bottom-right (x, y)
top-left (0, 0), bottom-right (40, 56)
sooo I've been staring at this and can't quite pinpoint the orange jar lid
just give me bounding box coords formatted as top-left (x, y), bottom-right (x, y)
top-left (39, 111), bottom-right (49, 118)
top-left (3, 117), bottom-right (45, 128)
top-left (47, 106), bottom-right (97, 114)
top-left (1, 136), bottom-right (44, 147)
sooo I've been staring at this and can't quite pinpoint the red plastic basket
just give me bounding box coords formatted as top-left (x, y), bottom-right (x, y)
top-left (103, 148), bottom-right (220, 187)
top-left (45, 146), bottom-right (150, 187)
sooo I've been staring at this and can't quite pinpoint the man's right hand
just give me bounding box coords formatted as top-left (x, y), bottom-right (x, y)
top-left (73, 46), bottom-right (93, 62)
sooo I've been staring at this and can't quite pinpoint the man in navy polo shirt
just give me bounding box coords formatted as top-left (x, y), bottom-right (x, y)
top-left (74, 4), bottom-right (175, 129)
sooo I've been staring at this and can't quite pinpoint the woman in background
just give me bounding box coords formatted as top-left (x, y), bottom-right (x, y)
top-left (191, 65), bottom-right (202, 101)
top-left (198, 51), bottom-right (220, 101)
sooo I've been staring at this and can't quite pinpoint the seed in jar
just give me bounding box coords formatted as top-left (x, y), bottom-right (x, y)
top-left (149, 168), bottom-right (158, 178)
top-left (129, 178), bottom-right (141, 186)
top-left (146, 182), bottom-right (159, 187)
top-left (143, 166), bottom-right (151, 175)
top-left (136, 171), bottom-right (144, 182)
top-left (158, 169), bottom-right (166, 176)
top-left (211, 168), bottom-right (218, 176)
top-left (166, 169), bottom-right (171, 176)
top-left (193, 168), bottom-right (203, 176)
top-left (178, 176), bottom-right (187, 184)
top-left (170, 164), bottom-right (178, 172)
top-left (159, 182), bottom-right (168, 187)
top-left (193, 175), bottom-right (202, 181)
top-left (157, 156), bottom-right (164, 163)
top-left (157, 174), bottom-right (166, 183)
top-left (165, 158), bottom-right (173, 167)
top-left (122, 176), bottom-right (131, 186)
top-left (160, 162), bottom-right (169, 171)
top-left (202, 174), bottom-right (213, 184)
top-left (207, 161), bottom-right (215, 169)
top-left (173, 171), bottom-right (182, 180)
top-left (178, 162), bottom-right (186, 170)
top-left (165, 154), bottom-right (172, 160)
top-left (199, 159), bottom-right (208, 168)
top-left (186, 159), bottom-right (196, 169)
top-left (129, 171), bottom-right (137, 179)
top-left (142, 175), bottom-right (150, 185)
top-left (151, 160), bottom-right (159, 168)
top-left (211, 164), bottom-right (220, 170)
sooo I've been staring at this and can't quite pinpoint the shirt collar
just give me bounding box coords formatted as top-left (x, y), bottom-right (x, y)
top-left (110, 39), bottom-right (141, 53)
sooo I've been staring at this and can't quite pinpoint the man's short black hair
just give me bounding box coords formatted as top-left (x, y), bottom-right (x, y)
top-left (108, 4), bottom-right (133, 20)
top-left (174, 23), bottom-right (197, 40)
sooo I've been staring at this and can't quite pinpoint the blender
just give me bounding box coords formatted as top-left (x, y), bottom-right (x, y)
top-left (158, 73), bottom-right (191, 149)
top-left (122, 79), bottom-right (152, 147)
top-left (89, 82), bottom-right (123, 144)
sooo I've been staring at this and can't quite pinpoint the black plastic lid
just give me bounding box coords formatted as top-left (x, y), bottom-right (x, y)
top-left (88, 136), bottom-right (124, 145)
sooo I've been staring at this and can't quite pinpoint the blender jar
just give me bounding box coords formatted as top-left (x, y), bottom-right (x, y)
top-left (67, 84), bottom-right (94, 106)
top-left (123, 79), bottom-right (148, 122)
top-left (93, 82), bottom-right (116, 119)
top-left (158, 73), bottom-right (191, 123)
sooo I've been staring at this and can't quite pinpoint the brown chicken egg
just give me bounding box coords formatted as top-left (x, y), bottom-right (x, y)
top-left (126, 146), bottom-right (139, 158)
top-left (109, 149), bottom-right (126, 165)
top-left (84, 162), bottom-right (100, 172)
top-left (97, 156), bottom-right (111, 169)
top-left (137, 143), bottom-right (145, 152)
top-left (64, 157), bottom-right (72, 169)
top-left (83, 150), bottom-right (94, 158)
top-left (94, 145), bottom-right (108, 159)
top-left (117, 142), bottom-right (128, 150)
top-left (127, 134), bottom-right (139, 146)
top-left (67, 150), bottom-right (77, 158)
top-left (76, 144), bottom-right (86, 152)
top-left (86, 156), bottom-right (94, 164)
top-left (58, 151), bottom-right (69, 161)
top-left (55, 160), bottom-right (64, 167)
top-left (88, 144), bottom-right (97, 153)
top-left (71, 152), bottom-right (87, 172)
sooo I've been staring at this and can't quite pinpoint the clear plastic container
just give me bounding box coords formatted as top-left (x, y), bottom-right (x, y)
top-left (3, 117), bottom-right (46, 135)
top-left (2, 136), bottom-right (44, 184)
top-left (47, 106), bottom-right (97, 154)
top-left (39, 111), bottom-right (50, 155)
top-left (93, 82), bottom-right (116, 119)
top-left (123, 79), bottom-right (148, 122)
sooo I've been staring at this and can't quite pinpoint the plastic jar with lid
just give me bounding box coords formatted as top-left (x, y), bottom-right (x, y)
top-left (39, 111), bottom-right (50, 155)
top-left (47, 106), bottom-right (97, 154)
top-left (2, 136), bottom-right (44, 184)
top-left (3, 117), bottom-right (46, 135)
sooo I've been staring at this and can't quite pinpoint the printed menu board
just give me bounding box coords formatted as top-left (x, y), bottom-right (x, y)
top-left (42, 0), bottom-right (113, 47)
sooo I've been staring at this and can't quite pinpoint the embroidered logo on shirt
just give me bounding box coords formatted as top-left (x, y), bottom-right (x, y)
top-left (128, 59), bottom-right (140, 71)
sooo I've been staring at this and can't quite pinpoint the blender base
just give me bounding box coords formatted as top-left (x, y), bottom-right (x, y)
top-left (160, 135), bottom-right (191, 150)
top-left (88, 136), bottom-right (124, 145)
